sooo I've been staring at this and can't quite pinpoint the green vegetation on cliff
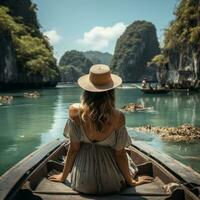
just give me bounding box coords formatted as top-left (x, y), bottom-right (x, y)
top-left (151, 0), bottom-right (200, 87)
top-left (0, 1), bottom-right (59, 89)
top-left (111, 21), bottom-right (160, 82)
top-left (59, 50), bottom-right (93, 82)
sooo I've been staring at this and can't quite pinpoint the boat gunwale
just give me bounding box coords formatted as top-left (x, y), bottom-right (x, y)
top-left (0, 139), bottom-right (200, 200)
top-left (0, 139), bottom-right (65, 200)
top-left (131, 141), bottom-right (200, 186)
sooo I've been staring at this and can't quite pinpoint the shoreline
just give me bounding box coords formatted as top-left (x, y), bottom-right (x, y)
top-left (133, 124), bottom-right (200, 142)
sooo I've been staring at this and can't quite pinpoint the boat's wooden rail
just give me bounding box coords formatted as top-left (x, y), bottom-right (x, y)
top-left (131, 141), bottom-right (200, 198)
top-left (0, 139), bottom-right (199, 200)
top-left (0, 139), bottom-right (65, 200)
top-left (131, 141), bottom-right (200, 186)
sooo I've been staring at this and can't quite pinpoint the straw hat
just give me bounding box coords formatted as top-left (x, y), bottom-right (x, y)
top-left (78, 64), bottom-right (122, 92)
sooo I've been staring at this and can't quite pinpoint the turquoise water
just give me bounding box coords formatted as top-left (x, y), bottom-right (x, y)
top-left (0, 84), bottom-right (200, 175)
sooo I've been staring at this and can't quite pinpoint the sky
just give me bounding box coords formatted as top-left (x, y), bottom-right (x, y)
top-left (33, 0), bottom-right (178, 60)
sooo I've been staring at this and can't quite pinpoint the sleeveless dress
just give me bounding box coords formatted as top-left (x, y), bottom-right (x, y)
top-left (64, 116), bottom-right (135, 194)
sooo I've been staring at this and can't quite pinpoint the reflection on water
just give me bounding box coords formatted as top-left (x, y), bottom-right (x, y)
top-left (117, 89), bottom-right (200, 127)
top-left (0, 85), bottom-right (199, 174)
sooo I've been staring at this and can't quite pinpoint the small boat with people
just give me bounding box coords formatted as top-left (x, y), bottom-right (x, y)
top-left (0, 139), bottom-right (199, 200)
top-left (136, 79), bottom-right (170, 94)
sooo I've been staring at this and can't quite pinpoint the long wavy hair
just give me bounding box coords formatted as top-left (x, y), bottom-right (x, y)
top-left (80, 89), bottom-right (115, 132)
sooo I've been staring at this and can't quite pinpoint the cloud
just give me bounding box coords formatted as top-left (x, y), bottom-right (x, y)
top-left (77, 22), bottom-right (126, 50)
top-left (43, 30), bottom-right (62, 44)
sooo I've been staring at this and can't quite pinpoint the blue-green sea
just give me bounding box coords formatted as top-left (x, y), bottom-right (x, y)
top-left (0, 84), bottom-right (200, 175)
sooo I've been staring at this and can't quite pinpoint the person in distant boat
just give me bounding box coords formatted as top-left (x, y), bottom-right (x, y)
top-left (149, 82), bottom-right (153, 90)
top-left (48, 64), bottom-right (153, 194)
top-left (141, 78), bottom-right (148, 89)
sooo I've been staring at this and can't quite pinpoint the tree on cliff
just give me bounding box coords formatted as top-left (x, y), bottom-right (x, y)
top-left (59, 50), bottom-right (93, 82)
top-left (111, 21), bottom-right (160, 82)
top-left (0, 1), bottom-right (59, 89)
top-left (151, 0), bottom-right (200, 87)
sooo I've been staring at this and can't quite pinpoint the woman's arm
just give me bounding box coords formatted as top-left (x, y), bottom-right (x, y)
top-left (115, 149), bottom-right (153, 186)
top-left (48, 141), bottom-right (80, 182)
top-left (115, 111), bottom-right (153, 186)
top-left (49, 104), bottom-right (81, 182)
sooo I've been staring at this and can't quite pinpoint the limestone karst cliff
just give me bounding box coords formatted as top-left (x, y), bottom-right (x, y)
top-left (0, 0), bottom-right (59, 90)
top-left (59, 50), bottom-right (93, 82)
top-left (111, 21), bottom-right (160, 82)
top-left (150, 0), bottom-right (200, 89)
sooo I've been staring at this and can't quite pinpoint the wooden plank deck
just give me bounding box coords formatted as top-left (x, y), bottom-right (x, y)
top-left (34, 177), bottom-right (168, 196)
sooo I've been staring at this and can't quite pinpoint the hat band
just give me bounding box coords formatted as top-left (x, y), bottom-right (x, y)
top-left (89, 71), bottom-right (113, 86)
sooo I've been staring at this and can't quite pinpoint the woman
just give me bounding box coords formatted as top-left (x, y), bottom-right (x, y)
top-left (49, 64), bottom-right (153, 194)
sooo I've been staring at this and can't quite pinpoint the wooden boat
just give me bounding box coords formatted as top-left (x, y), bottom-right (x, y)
top-left (0, 139), bottom-right (200, 200)
top-left (140, 88), bottom-right (170, 94)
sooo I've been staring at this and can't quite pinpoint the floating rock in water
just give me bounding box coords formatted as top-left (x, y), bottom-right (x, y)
top-left (121, 103), bottom-right (144, 112)
top-left (0, 96), bottom-right (13, 105)
top-left (134, 124), bottom-right (200, 142)
top-left (24, 91), bottom-right (40, 99)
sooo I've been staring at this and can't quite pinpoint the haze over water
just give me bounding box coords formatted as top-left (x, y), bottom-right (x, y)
top-left (0, 84), bottom-right (199, 174)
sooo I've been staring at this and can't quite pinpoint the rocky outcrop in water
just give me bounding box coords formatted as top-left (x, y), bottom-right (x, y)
top-left (135, 124), bottom-right (200, 142)
top-left (0, 0), bottom-right (59, 90)
top-left (111, 21), bottom-right (160, 82)
top-left (150, 0), bottom-right (200, 89)
top-left (59, 50), bottom-right (93, 82)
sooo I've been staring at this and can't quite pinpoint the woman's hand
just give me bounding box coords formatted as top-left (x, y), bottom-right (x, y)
top-left (137, 176), bottom-right (154, 185)
top-left (48, 173), bottom-right (65, 183)
top-left (129, 176), bottom-right (154, 186)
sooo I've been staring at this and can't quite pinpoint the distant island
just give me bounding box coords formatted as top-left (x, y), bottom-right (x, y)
top-left (58, 50), bottom-right (112, 82)
top-left (83, 51), bottom-right (112, 66)
top-left (111, 20), bottom-right (160, 82)
top-left (58, 21), bottom-right (160, 83)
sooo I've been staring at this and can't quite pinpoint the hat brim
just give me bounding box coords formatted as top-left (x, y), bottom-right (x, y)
top-left (78, 74), bottom-right (122, 92)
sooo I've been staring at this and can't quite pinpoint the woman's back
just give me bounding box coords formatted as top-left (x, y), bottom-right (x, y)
top-left (64, 103), bottom-right (132, 194)
top-left (69, 103), bottom-right (125, 143)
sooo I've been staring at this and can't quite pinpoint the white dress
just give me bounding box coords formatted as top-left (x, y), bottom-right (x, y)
top-left (64, 117), bottom-right (135, 194)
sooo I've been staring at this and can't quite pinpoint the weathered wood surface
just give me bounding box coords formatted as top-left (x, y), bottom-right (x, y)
top-left (35, 194), bottom-right (168, 200)
top-left (34, 177), bottom-right (167, 196)
top-left (1, 138), bottom-right (200, 200)
top-left (0, 139), bottom-right (64, 200)
top-left (132, 141), bottom-right (200, 186)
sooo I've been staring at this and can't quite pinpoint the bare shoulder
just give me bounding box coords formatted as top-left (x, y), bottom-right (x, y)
top-left (113, 109), bottom-right (125, 130)
top-left (69, 103), bottom-right (81, 121)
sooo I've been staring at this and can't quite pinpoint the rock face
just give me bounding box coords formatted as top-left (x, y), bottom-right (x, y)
top-left (0, 0), bottom-right (39, 28)
top-left (0, 31), bottom-right (18, 85)
top-left (59, 50), bottom-right (93, 82)
top-left (150, 0), bottom-right (200, 89)
top-left (83, 51), bottom-right (112, 65)
top-left (111, 21), bottom-right (160, 82)
top-left (0, 0), bottom-right (59, 90)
